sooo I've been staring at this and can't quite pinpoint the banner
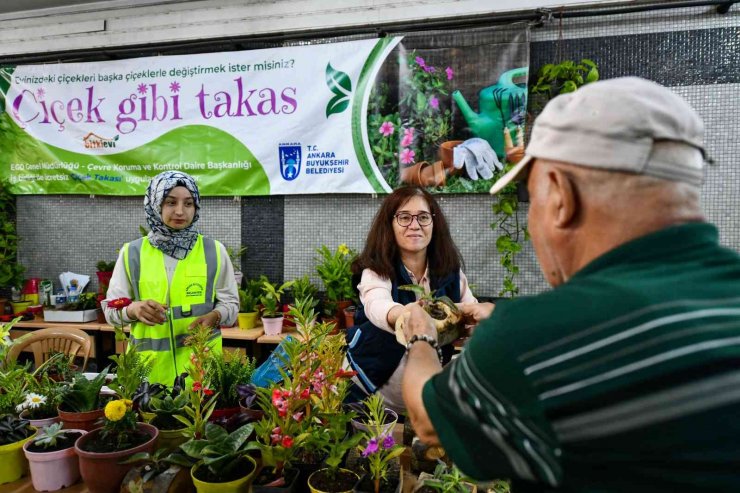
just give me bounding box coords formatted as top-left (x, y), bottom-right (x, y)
top-left (0, 25), bottom-right (529, 195)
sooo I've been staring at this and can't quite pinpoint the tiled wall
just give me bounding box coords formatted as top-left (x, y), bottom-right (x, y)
top-left (13, 5), bottom-right (740, 299)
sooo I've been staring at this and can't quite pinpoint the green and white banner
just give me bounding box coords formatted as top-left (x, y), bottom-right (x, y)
top-left (0, 26), bottom-right (529, 195)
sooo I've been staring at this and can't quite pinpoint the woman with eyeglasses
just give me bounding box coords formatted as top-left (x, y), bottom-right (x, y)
top-left (344, 186), bottom-right (477, 411)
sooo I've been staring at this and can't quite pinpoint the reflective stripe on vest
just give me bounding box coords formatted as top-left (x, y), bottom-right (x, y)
top-left (124, 235), bottom-right (222, 384)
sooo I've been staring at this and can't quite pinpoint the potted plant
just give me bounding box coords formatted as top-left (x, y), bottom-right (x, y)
top-left (42, 350), bottom-right (79, 382)
top-left (347, 394), bottom-right (398, 437)
top-left (74, 398), bottom-right (159, 493)
top-left (393, 285), bottom-right (464, 347)
top-left (0, 413), bottom-right (36, 484)
top-left (95, 260), bottom-right (116, 294)
top-left (16, 379), bottom-right (65, 428)
top-left (120, 447), bottom-right (195, 493)
top-left (23, 422), bottom-right (86, 491)
top-left (226, 245), bottom-right (247, 286)
top-left (315, 244), bottom-right (356, 329)
top-left (306, 403), bottom-right (363, 493)
top-left (260, 279), bottom-right (294, 336)
top-left (352, 395), bottom-right (405, 493)
top-left (57, 368), bottom-right (111, 431)
top-left (206, 348), bottom-right (256, 424)
top-left (415, 463), bottom-right (481, 493)
top-left (238, 286), bottom-right (259, 330)
top-left (168, 422), bottom-right (258, 493)
top-left (237, 384), bottom-right (264, 422)
top-left (147, 392), bottom-right (190, 452)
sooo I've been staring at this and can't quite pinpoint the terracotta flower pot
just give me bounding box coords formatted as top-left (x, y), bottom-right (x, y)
top-left (439, 140), bottom-right (464, 171)
top-left (342, 306), bottom-right (357, 330)
top-left (0, 430), bottom-right (37, 485)
top-left (262, 316), bottom-right (284, 336)
top-left (400, 161), bottom-right (446, 187)
top-left (58, 406), bottom-right (104, 431)
top-left (23, 429), bottom-right (86, 491)
top-left (334, 300), bottom-right (353, 330)
top-left (74, 422), bottom-right (159, 493)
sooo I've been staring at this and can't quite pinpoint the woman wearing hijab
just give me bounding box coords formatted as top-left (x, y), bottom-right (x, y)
top-left (103, 171), bottom-right (239, 385)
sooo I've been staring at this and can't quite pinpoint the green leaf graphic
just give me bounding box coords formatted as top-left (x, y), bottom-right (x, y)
top-left (326, 63), bottom-right (352, 117)
top-left (0, 66), bottom-right (16, 114)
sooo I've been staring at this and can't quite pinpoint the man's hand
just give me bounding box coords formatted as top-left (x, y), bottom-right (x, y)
top-left (189, 310), bottom-right (221, 330)
top-left (402, 303), bottom-right (437, 342)
top-left (127, 300), bottom-right (167, 325)
top-left (460, 302), bottom-right (495, 325)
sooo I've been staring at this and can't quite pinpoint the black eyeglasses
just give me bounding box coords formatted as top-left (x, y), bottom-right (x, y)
top-left (394, 212), bottom-right (434, 227)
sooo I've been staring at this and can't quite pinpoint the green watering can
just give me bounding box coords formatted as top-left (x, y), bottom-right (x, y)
top-left (452, 67), bottom-right (529, 160)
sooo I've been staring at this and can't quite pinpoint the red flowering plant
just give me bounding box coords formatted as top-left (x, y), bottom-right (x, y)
top-left (106, 297), bottom-right (154, 400)
top-left (175, 323), bottom-right (219, 439)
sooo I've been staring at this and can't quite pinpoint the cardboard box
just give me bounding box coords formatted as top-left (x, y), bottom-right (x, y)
top-left (43, 309), bottom-right (99, 323)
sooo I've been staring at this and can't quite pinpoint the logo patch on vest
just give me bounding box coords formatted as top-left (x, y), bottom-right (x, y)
top-left (185, 282), bottom-right (204, 298)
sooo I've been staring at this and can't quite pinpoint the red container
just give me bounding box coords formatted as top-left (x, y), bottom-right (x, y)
top-left (22, 277), bottom-right (41, 295)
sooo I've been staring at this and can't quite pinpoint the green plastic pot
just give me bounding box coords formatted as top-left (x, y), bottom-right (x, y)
top-left (191, 454), bottom-right (257, 493)
top-left (0, 430), bottom-right (37, 485)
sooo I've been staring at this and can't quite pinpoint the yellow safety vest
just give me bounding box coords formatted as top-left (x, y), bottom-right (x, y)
top-left (123, 235), bottom-right (222, 385)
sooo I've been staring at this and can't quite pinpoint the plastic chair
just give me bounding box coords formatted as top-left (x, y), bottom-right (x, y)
top-left (7, 327), bottom-right (92, 372)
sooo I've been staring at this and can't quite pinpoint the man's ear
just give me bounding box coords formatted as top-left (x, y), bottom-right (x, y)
top-left (546, 167), bottom-right (578, 228)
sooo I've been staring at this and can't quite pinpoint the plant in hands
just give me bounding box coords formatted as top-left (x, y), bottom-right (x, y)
top-left (315, 244), bottom-right (356, 313)
top-left (357, 394), bottom-right (405, 493)
top-left (106, 297), bottom-right (154, 399)
top-left (397, 285), bottom-right (463, 345)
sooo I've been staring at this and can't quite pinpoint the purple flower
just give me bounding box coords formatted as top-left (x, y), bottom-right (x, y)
top-left (362, 438), bottom-right (379, 457)
top-left (137, 83), bottom-right (148, 95)
top-left (400, 148), bottom-right (415, 165)
top-left (424, 65), bottom-right (436, 74)
top-left (415, 56), bottom-right (426, 68)
top-left (379, 121), bottom-right (395, 137)
top-left (382, 435), bottom-right (395, 449)
top-left (429, 96), bottom-right (439, 110)
top-left (445, 67), bottom-right (454, 80)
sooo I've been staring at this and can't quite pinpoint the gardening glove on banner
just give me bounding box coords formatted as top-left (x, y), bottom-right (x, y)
top-left (453, 138), bottom-right (503, 180)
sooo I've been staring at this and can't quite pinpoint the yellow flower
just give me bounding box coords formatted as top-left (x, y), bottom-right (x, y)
top-left (122, 399), bottom-right (133, 410)
top-left (105, 400), bottom-right (127, 422)
top-left (337, 244), bottom-right (350, 256)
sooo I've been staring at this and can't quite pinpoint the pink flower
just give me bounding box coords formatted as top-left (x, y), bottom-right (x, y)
top-left (401, 128), bottom-right (414, 148)
top-left (445, 67), bottom-right (454, 80)
top-left (429, 96), bottom-right (439, 110)
top-left (415, 56), bottom-right (426, 68)
top-left (293, 412), bottom-right (304, 422)
top-left (379, 121), bottom-right (394, 137)
top-left (400, 148), bottom-right (415, 165)
top-left (281, 436), bottom-right (294, 448)
top-left (300, 388), bottom-right (310, 399)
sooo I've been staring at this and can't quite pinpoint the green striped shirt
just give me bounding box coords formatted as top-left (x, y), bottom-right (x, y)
top-left (423, 223), bottom-right (740, 492)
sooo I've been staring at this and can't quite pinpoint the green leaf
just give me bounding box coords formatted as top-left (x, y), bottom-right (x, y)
top-left (326, 63), bottom-right (352, 96)
top-left (586, 67), bottom-right (599, 83)
top-left (416, 92), bottom-right (427, 112)
top-left (326, 94), bottom-right (350, 118)
top-left (560, 80), bottom-right (578, 93)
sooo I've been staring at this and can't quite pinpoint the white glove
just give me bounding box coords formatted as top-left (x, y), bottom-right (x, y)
top-left (453, 138), bottom-right (502, 180)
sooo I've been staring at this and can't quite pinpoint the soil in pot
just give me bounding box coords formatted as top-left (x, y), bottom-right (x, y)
top-left (192, 456), bottom-right (255, 484)
top-left (309, 468), bottom-right (358, 492)
top-left (77, 429), bottom-right (152, 453)
top-left (25, 432), bottom-right (82, 453)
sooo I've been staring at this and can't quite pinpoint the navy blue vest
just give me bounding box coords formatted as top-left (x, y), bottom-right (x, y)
top-left (345, 262), bottom-right (461, 394)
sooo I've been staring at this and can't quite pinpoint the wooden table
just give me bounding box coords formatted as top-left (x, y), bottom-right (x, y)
top-left (10, 319), bottom-right (274, 367)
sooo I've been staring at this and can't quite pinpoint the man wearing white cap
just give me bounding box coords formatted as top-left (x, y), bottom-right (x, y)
top-left (400, 77), bottom-right (740, 491)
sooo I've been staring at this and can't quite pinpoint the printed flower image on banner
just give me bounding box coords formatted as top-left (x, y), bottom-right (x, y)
top-left (365, 24), bottom-right (530, 193)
